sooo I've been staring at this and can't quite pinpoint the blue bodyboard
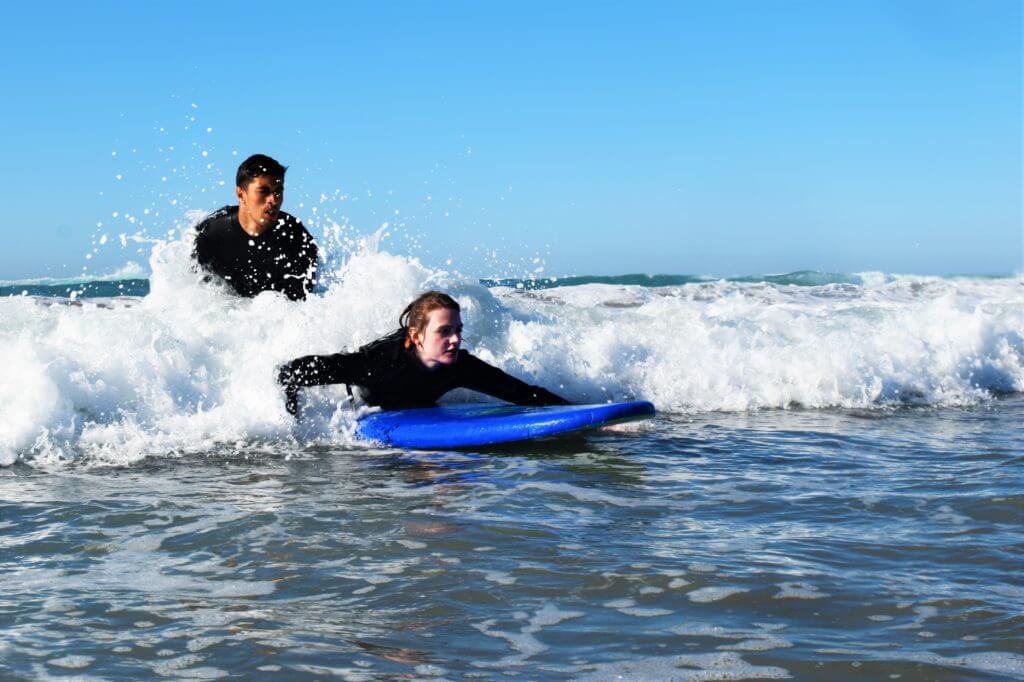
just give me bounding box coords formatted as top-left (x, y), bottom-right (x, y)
top-left (356, 401), bottom-right (655, 449)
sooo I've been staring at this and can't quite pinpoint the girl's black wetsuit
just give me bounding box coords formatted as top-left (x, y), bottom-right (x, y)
top-left (278, 330), bottom-right (569, 415)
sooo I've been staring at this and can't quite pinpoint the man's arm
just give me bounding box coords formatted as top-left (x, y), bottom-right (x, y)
top-left (192, 207), bottom-right (235, 281)
top-left (456, 353), bottom-right (570, 406)
top-left (192, 218), bottom-right (215, 271)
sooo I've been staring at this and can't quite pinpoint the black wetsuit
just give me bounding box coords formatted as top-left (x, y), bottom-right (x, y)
top-left (193, 205), bottom-right (318, 301)
top-left (278, 330), bottom-right (570, 415)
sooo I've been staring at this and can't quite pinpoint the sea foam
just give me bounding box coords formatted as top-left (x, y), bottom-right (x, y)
top-left (1, 229), bottom-right (1022, 466)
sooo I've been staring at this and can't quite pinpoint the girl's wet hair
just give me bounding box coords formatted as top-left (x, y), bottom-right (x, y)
top-left (400, 291), bottom-right (460, 335)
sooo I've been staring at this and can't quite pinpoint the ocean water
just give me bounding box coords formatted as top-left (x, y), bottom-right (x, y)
top-left (1, 234), bottom-right (1022, 679)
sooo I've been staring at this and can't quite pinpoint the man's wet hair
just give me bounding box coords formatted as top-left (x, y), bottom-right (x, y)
top-left (236, 154), bottom-right (287, 189)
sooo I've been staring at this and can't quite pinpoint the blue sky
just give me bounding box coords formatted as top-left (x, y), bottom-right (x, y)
top-left (2, 0), bottom-right (1020, 280)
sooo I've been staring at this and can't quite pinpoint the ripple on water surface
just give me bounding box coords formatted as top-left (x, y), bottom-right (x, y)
top-left (1, 400), bottom-right (1022, 678)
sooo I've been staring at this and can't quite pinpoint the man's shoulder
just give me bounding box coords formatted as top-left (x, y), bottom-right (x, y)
top-left (195, 206), bottom-right (237, 237)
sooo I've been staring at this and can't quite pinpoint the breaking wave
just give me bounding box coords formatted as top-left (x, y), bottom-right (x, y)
top-left (1, 230), bottom-right (1021, 466)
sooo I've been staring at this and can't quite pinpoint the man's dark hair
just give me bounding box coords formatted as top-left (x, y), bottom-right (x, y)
top-left (236, 154), bottom-right (287, 189)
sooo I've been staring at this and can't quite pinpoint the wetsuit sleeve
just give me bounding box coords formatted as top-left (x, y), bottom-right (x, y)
top-left (455, 353), bottom-right (571, 406)
top-left (192, 217), bottom-right (216, 271)
top-left (192, 209), bottom-right (233, 283)
top-left (277, 351), bottom-right (373, 415)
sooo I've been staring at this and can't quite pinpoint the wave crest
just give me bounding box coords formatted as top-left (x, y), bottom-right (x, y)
top-left (1, 234), bottom-right (1022, 466)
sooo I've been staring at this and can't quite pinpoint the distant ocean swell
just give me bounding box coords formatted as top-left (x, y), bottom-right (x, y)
top-left (0, 235), bottom-right (1022, 466)
top-left (0, 269), bottom-right (975, 298)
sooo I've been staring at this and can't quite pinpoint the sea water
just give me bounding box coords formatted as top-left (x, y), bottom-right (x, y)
top-left (1, 234), bottom-right (1022, 679)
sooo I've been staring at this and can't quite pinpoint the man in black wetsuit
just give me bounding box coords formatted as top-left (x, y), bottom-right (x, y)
top-left (193, 154), bottom-right (318, 301)
top-left (278, 291), bottom-right (569, 416)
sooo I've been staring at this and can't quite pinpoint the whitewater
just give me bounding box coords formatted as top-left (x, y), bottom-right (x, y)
top-left (1, 230), bottom-right (1022, 467)
top-left (3, 229), bottom-right (1024, 679)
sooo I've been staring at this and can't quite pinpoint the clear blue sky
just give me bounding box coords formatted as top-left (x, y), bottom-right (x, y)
top-left (2, 0), bottom-right (1020, 280)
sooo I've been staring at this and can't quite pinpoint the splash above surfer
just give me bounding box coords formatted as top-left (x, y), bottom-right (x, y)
top-left (278, 291), bottom-right (570, 416)
top-left (192, 154), bottom-right (319, 301)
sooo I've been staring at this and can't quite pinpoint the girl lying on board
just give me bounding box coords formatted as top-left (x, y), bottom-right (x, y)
top-left (278, 291), bottom-right (569, 416)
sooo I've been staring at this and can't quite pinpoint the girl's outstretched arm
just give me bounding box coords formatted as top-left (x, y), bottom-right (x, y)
top-left (277, 352), bottom-right (372, 416)
top-left (455, 352), bottom-right (570, 406)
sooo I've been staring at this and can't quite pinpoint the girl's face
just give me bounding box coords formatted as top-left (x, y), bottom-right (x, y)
top-left (411, 308), bottom-right (463, 369)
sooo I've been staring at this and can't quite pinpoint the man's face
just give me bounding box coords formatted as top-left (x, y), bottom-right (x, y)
top-left (236, 175), bottom-right (284, 226)
top-left (412, 308), bottom-right (463, 369)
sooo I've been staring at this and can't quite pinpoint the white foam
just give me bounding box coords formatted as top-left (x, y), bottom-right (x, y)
top-left (48, 655), bottom-right (94, 669)
top-left (603, 598), bottom-right (636, 608)
top-left (186, 634), bottom-right (222, 651)
top-left (817, 648), bottom-right (1024, 678)
top-left (719, 636), bottom-right (794, 652)
top-left (688, 586), bottom-right (749, 603)
top-left (3, 228), bottom-right (1023, 466)
top-left (773, 582), bottom-right (828, 600)
top-left (476, 570), bottom-right (516, 585)
top-left (471, 603), bottom-right (584, 667)
top-left (151, 654), bottom-right (228, 679)
top-left (207, 580), bottom-right (276, 598)
top-left (413, 664), bottom-right (449, 677)
top-left (618, 607), bottom-right (674, 617)
top-left (577, 651), bottom-right (791, 680)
